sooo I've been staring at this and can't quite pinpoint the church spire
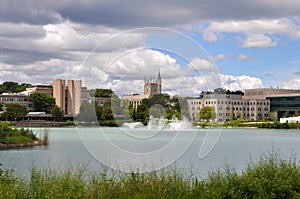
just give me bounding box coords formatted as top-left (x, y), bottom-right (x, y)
top-left (158, 69), bottom-right (161, 83)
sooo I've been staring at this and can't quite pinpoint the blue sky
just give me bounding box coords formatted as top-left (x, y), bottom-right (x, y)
top-left (0, 1), bottom-right (300, 95)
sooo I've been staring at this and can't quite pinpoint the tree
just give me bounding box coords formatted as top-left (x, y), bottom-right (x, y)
top-left (136, 104), bottom-right (149, 122)
top-left (2, 103), bottom-right (28, 121)
top-left (29, 92), bottom-right (55, 113)
top-left (199, 106), bottom-right (216, 122)
top-left (51, 105), bottom-right (64, 121)
top-left (90, 89), bottom-right (113, 98)
top-left (0, 102), bottom-right (4, 111)
top-left (102, 107), bottom-right (114, 120)
top-left (78, 103), bottom-right (98, 122)
top-left (0, 81), bottom-right (31, 94)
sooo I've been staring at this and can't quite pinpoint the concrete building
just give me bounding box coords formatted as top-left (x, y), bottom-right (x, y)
top-left (52, 79), bottom-right (66, 111)
top-left (66, 80), bottom-right (82, 115)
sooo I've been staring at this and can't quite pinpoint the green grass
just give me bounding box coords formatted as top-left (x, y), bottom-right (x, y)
top-left (1, 151), bottom-right (300, 198)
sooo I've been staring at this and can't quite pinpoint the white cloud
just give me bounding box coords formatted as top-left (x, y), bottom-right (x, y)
top-left (210, 54), bottom-right (229, 61)
top-left (203, 18), bottom-right (300, 47)
top-left (186, 57), bottom-right (216, 71)
top-left (236, 54), bottom-right (250, 61)
top-left (280, 78), bottom-right (300, 89)
top-left (220, 74), bottom-right (263, 90)
top-left (241, 34), bottom-right (276, 48)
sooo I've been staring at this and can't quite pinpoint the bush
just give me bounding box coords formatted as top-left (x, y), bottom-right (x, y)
top-left (0, 122), bottom-right (38, 144)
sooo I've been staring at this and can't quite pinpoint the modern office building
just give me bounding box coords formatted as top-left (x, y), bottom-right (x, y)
top-left (244, 88), bottom-right (300, 120)
top-left (188, 88), bottom-right (300, 121)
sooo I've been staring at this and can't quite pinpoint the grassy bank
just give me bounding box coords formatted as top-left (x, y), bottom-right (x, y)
top-left (196, 120), bottom-right (300, 129)
top-left (1, 152), bottom-right (300, 198)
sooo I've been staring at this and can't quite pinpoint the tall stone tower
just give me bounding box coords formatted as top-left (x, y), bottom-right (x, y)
top-left (144, 71), bottom-right (162, 98)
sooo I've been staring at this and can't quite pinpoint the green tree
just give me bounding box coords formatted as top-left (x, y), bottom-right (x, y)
top-left (136, 104), bottom-right (149, 122)
top-left (51, 105), bottom-right (64, 121)
top-left (0, 102), bottom-right (4, 111)
top-left (199, 106), bottom-right (216, 122)
top-left (0, 81), bottom-right (31, 93)
top-left (90, 89), bottom-right (113, 98)
top-left (29, 92), bottom-right (55, 113)
top-left (2, 103), bottom-right (29, 121)
top-left (102, 107), bottom-right (114, 120)
top-left (78, 103), bottom-right (98, 122)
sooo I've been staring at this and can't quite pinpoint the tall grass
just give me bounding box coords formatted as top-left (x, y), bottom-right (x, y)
top-left (41, 128), bottom-right (50, 145)
top-left (1, 151), bottom-right (300, 198)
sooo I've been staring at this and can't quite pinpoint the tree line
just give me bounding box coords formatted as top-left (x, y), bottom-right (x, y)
top-left (0, 81), bottom-right (31, 94)
top-left (77, 93), bottom-right (190, 126)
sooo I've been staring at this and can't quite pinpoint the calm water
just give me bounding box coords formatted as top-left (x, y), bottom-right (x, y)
top-left (1, 127), bottom-right (300, 176)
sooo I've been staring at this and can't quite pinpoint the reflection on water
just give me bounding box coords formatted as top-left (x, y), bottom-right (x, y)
top-left (0, 127), bottom-right (300, 176)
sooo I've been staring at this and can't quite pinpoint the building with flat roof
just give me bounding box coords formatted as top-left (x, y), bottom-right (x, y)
top-left (188, 94), bottom-right (270, 121)
top-left (188, 88), bottom-right (300, 121)
top-left (244, 88), bottom-right (300, 120)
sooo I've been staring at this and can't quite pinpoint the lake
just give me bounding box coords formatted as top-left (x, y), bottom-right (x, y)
top-left (1, 127), bottom-right (300, 176)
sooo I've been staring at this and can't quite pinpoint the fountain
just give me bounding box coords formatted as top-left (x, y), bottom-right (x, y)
top-left (122, 115), bottom-right (192, 131)
top-left (169, 115), bottom-right (193, 130)
top-left (122, 122), bottom-right (144, 129)
top-left (147, 115), bottom-right (157, 129)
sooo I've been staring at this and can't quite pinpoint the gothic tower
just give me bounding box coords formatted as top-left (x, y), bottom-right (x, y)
top-left (144, 71), bottom-right (162, 98)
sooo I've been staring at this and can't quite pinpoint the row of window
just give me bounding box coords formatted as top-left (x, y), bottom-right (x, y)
top-left (0, 97), bottom-right (29, 102)
top-left (190, 100), bottom-right (269, 106)
top-left (191, 106), bottom-right (269, 112)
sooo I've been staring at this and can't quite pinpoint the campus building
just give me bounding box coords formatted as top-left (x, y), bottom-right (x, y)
top-left (188, 93), bottom-right (270, 121)
top-left (123, 71), bottom-right (162, 108)
top-left (0, 79), bottom-right (82, 115)
top-left (188, 88), bottom-right (300, 121)
top-left (244, 88), bottom-right (300, 120)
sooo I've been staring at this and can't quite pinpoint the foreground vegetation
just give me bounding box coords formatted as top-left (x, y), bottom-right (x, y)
top-left (1, 152), bottom-right (300, 198)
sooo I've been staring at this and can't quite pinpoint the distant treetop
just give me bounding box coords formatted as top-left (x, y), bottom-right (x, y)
top-left (200, 88), bottom-right (244, 98)
top-left (0, 81), bottom-right (31, 94)
top-left (91, 89), bottom-right (114, 98)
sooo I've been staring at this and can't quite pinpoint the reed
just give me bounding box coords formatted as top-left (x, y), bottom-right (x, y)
top-left (1, 151), bottom-right (300, 198)
top-left (41, 128), bottom-right (50, 145)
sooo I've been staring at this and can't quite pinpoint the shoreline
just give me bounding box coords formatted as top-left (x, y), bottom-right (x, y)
top-left (0, 141), bottom-right (43, 150)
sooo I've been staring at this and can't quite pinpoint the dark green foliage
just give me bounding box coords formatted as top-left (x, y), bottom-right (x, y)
top-left (0, 81), bottom-right (31, 94)
top-left (1, 103), bottom-right (29, 121)
top-left (0, 102), bottom-right (4, 111)
top-left (0, 122), bottom-right (37, 144)
top-left (29, 92), bottom-right (55, 113)
top-left (90, 88), bottom-right (113, 98)
top-left (51, 105), bottom-right (64, 121)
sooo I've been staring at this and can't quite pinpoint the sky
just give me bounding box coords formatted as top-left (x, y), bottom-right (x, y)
top-left (1, 0), bottom-right (300, 97)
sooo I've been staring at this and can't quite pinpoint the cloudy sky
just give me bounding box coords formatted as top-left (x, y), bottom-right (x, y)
top-left (1, 0), bottom-right (300, 96)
